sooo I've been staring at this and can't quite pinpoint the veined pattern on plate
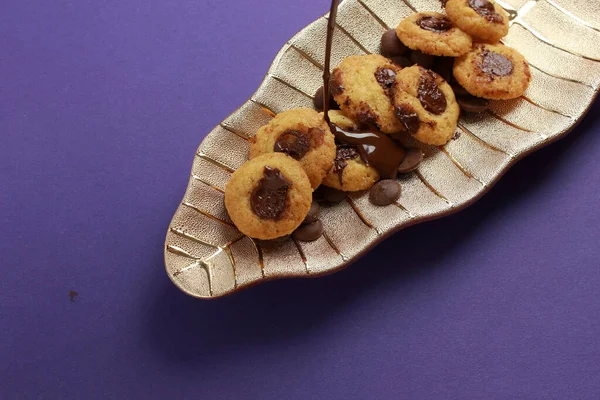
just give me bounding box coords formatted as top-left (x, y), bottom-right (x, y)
top-left (165, 0), bottom-right (600, 298)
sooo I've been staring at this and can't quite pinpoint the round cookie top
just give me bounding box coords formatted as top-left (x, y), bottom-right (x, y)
top-left (396, 12), bottom-right (472, 57)
top-left (320, 110), bottom-right (380, 192)
top-left (330, 54), bottom-right (403, 134)
top-left (250, 108), bottom-right (336, 190)
top-left (445, 0), bottom-right (509, 43)
top-left (224, 153), bottom-right (312, 240)
top-left (392, 65), bottom-right (460, 145)
top-left (453, 43), bottom-right (531, 100)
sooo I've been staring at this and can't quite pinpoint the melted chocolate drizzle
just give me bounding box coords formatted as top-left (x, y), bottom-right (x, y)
top-left (322, 0), bottom-right (406, 180)
top-left (322, 0), bottom-right (339, 130)
top-left (331, 125), bottom-right (405, 179)
top-left (250, 167), bottom-right (291, 220)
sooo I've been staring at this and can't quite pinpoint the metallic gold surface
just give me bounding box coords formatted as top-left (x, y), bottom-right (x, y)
top-left (165, 0), bottom-right (600, 298)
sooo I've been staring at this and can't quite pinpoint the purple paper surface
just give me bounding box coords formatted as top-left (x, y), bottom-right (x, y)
top-left (1, 1), bottom-right (600, 399)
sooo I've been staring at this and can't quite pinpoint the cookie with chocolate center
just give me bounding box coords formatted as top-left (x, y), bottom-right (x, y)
top-left (392, 65), bottom-right (460, 145)
top-left (396, 12), bottom-right (472, 57)
top-left (453, 43), bottom-right (531, 99)
top-left (320, 110), bottom-right (380, 192)
top-left (250, 108), bottom-right (336, 189)
top-left (445, 0), bottom-right (509, 43)
top-left (224, 153), bottom-right (312, 240)
top-left (330, 54), bottom-right (403, 134)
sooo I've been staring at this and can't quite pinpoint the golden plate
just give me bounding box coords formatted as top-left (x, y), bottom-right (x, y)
top-left (164, 0), bottom-right (600, 298)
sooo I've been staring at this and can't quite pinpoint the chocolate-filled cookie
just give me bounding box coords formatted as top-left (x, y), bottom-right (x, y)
top-left (396, 12), bottom-right (472, 57)
top-left (453, 43), bottom-right (531, 99)
top-left (392, 65), bottom-right (460, 145)
top-left (445, 0), bottom-right (509, 43)
top-left (330, 54), bottom-right (403, 134)
top-left (224, 153), bottom-right (312, 240)
top-left (321, 145), bottom-right (381, 192)
top-left (320, 110), bottom-right (380, 192)
top-left (250, 108), bottom-right (336, 189)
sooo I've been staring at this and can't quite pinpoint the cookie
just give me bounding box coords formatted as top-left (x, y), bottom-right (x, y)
top-left (320, 109), bottom-right (380, 192)
top-left (319, 109), bottom-right (361, 131)
top-left (453, 43), bottom-right (531, 100)
top-left (321, 146), bottom-right (381, 192)
top-left (330, 54), bottom-right (403, 134)
top-left (224, 153), bottom-right (312, 240)
top-left (396, 12), bottom-right (472, 57)
top-left (392, 65), bottom-right (460, 145)
top-left (250, 108), bottom-right (336, 189)
top-left (445, 0), bottom-right (509, 43)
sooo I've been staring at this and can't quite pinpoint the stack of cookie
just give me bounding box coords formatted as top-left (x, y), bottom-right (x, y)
top-left (395, 1), bottom-right (530, 103)
top-left (327, 0), bottom-right (530, 147)
top-left (225, 109), bottom-right (334, 241)
top-left (224, 1), bottom-right (530, 242)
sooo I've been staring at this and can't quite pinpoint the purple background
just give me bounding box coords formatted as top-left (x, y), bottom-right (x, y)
top-left (2, 0), bottom-right (600, 398)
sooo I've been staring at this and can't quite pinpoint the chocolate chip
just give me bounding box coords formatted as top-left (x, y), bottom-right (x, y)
top-left (417, 15), bottom-right (453, 33)
top-left (395, 104), bottom-right (420, 134)
top-left (417, 70), bottom-right (447, 115)
top-left (313, 86), bottom-right (339, 112)
top-left (410, 50), bottom-right (435, 69)
top-left (369, 179), bottom-right (401, 206)
top-left (250, 167), bottom-right (291, 220)
top-left (397, 147), bottom-right (423, 173)
top-left (480, 50), bottom-right (513, 77)
top-left (380, 29), bottom-right (408, 57)
top-left (313, 86), bottom-right (325, 111)
top-left (274, 130), bottom-right (310, 160)
top-left (451, 84), bottom-right (471, 97)
top-left (303, 201), bottom-right (321, 225)
top-left (375, 67), bottom-right (397, 91)
top-left (293, 220), bottom-right (324, 242)
top-left (456, 95), bottom-right (489, 113)
top-left (316, 186), bottom-right (347, 204)
top-left (390, 55), bottom-right (413, 68)
top-left (468, 0), bottom-right (503, 23)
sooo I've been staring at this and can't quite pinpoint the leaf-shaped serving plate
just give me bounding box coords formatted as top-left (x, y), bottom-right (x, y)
top-left (164, 0), bottom-right (600, 298)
